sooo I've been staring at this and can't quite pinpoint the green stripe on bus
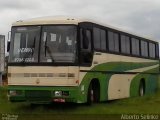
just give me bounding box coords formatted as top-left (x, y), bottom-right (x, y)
top-left (130, 67), bottom-right (159, 97)
top-left (79, 62), bottom-right (158, 102)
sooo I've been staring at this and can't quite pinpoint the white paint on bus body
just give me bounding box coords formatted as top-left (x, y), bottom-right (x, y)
top-left (108, 64), bottom-right (158, 100)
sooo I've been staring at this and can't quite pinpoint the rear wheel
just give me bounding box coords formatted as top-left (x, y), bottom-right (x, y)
top-left (139, 80), bottom-right (145, 96)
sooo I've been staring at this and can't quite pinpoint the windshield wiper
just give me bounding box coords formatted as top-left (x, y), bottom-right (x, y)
top-left (31, 37), bottom-right (36, 56)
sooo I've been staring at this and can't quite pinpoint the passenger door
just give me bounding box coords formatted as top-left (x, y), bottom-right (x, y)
top-left (79, 28), bottom-right (93, 66)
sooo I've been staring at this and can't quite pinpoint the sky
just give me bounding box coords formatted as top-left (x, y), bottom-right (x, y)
top-left (1, 0), bottom-right (160, 42)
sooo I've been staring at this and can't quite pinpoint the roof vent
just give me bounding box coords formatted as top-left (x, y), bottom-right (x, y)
top-left (16, 20), bottom-right (23, 22)
top-left (67, 18), bottom-right (75, 21)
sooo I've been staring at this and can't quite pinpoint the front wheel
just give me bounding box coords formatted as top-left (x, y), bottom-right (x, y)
top-left (87, 84), bottom-right (93, 105)
top-left (87, 82), bottom-right (100, 105)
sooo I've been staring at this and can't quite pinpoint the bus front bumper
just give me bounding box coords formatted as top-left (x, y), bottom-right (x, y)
top-left (8, 86), bottom-right (83, 103)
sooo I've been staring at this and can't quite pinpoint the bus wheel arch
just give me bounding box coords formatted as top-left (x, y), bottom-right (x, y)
top-left (87, 78), bottom-right (100, 105)
top-left (139, 78), bottom-right (146, 96)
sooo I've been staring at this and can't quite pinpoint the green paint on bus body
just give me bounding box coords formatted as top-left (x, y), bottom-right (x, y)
top-left (8, 62), bottom-right (159, 103)
top-left (130, 67), bottom-right (159, 97)
top-left (79, 62), bottom-right (159, 103)
top-left (8, 86), bottom-right (79, 103)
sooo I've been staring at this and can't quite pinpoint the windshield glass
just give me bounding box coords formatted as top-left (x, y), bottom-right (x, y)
top-left (9, 25), bottom-right (77, 64)
top-left (9, 26), bottom-right (40, 63)
top-left (40, 26), bottom-right (77, 63)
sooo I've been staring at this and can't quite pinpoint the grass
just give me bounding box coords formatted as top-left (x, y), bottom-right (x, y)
top-left (0, 79), bottom-right (160, 120)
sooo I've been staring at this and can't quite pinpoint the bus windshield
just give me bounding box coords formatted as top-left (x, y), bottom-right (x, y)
top-left (9, 25), bottom-right (77, 63)
top-left (40, 26), bottom-right (77, 63)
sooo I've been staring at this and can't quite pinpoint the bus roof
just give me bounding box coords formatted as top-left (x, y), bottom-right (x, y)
top-left (12, 16), bottom-right (158, 43)
top-left (12, 16), bottom-right (83, 26)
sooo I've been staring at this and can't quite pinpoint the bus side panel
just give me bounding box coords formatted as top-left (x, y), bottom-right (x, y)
top-left (78, 71), bottom-right (114, 103)
top-left (79, 61), bottom-right (159, 102)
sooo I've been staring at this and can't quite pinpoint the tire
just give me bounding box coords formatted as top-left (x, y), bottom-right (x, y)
top-left (93, 85), bottom-right (100, 102)
top-left (87, 83), bottom-right (93, 105)
top-left (87, 82), bottom-right (100, 105)
top-left (139, 80), bottom-right (145, 97)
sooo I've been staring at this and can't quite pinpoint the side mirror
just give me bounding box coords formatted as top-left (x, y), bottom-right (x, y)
top-left (7, 31), bottom-right (11, 52)
top-left (7, 41), bottom-right (10, 52)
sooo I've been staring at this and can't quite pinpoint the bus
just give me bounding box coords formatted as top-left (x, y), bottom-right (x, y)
top-left (7, 16), bottom-right (159, 104)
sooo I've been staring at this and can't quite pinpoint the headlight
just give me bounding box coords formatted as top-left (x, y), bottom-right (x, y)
top-left (9, 90), bottom-right (17, 96)
top-left (9, 90), bottom-right (23, 96)
top-left (54, 91), bottom-right (62, 97)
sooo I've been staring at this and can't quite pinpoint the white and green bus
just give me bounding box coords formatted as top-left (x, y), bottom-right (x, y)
top-left (8, 16), bottom-right (159, 104)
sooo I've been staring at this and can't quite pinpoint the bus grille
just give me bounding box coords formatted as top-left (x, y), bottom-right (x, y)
top-left (25, 90), bottom-right (51, 101)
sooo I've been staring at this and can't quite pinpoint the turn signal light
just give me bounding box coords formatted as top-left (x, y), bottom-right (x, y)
top-left (76, 80), bottom-right (79, 84)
